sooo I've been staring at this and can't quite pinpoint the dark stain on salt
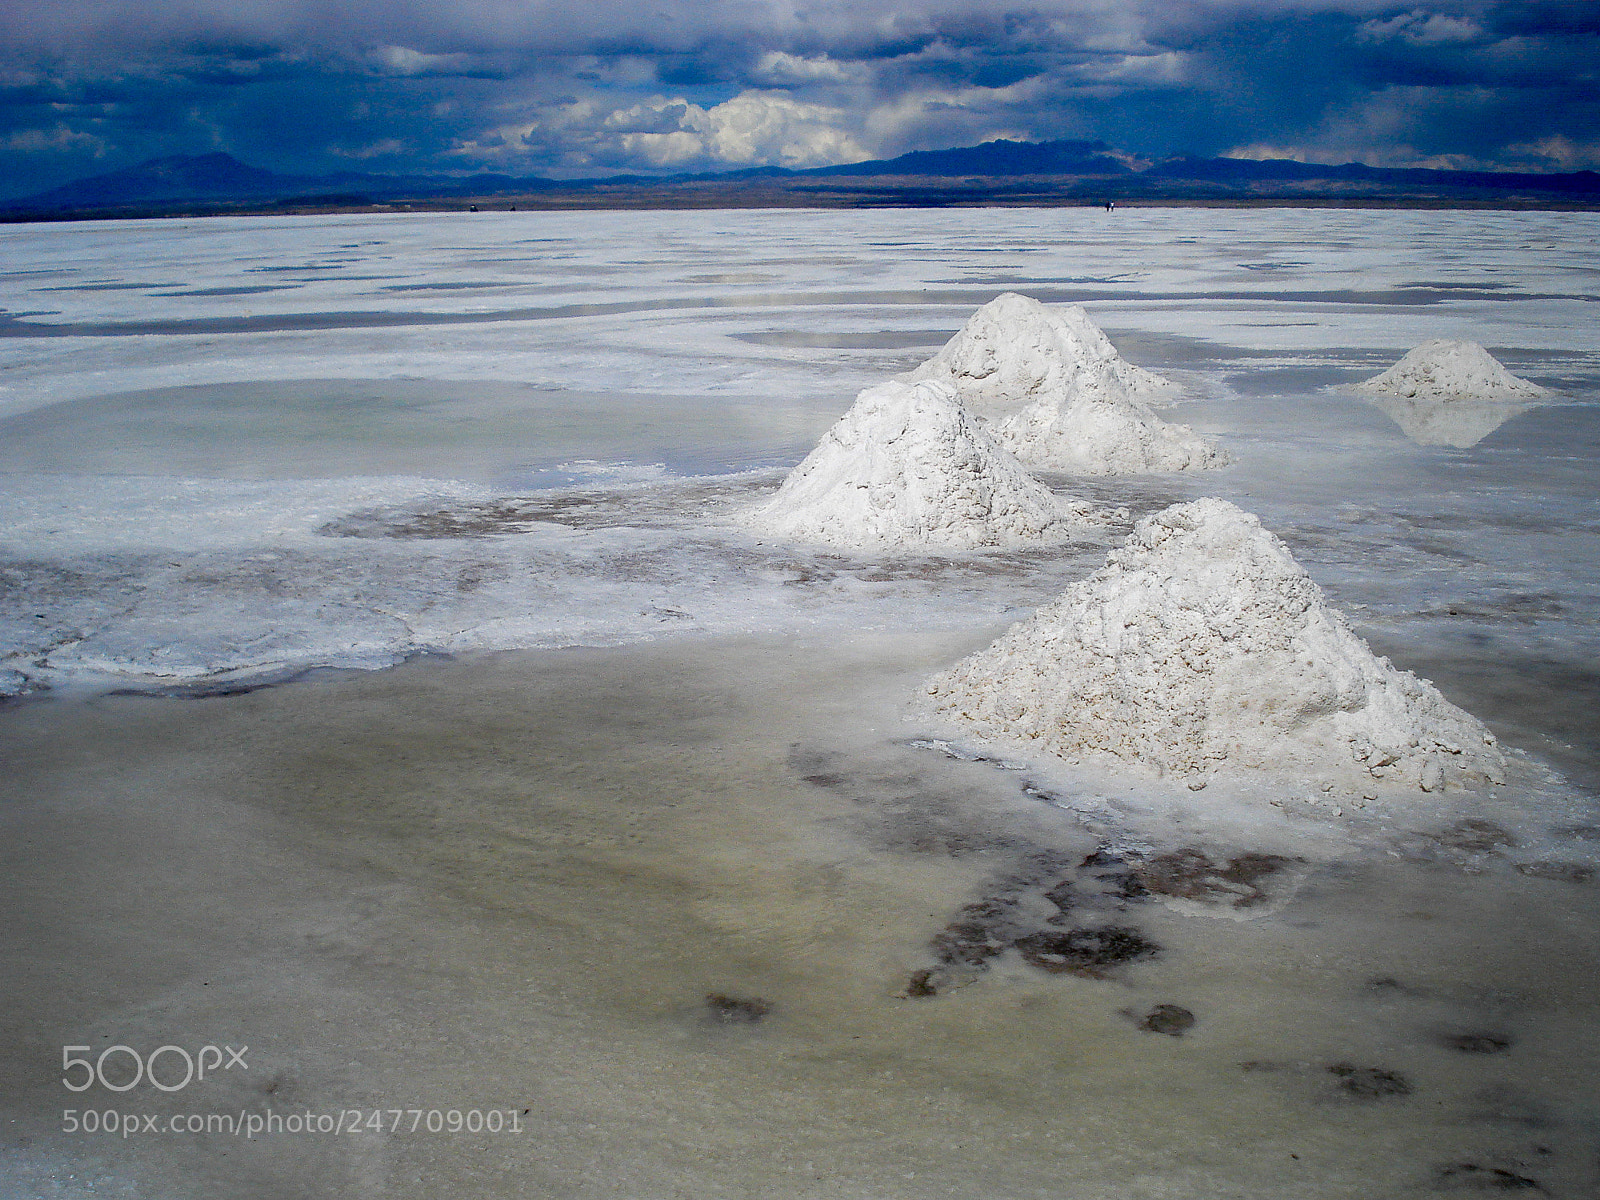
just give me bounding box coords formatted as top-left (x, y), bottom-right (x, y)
top-left (1133, 1004), bottom-right (1196, 1037)
top-left (1367, 975), bottom-right (1431, 998)
top-left (1440, 1032), bottom-right (1514, 1054)
top-left (1436, 819), bottom-right (1519, 853)
top-left (1328, 1063), bottom-right (1413, 1099)
top-left (1432, 1162), bottom-right (1546, 1192)
top-left (1069, 848), bottom-right (1150, 907)
top-left (904, 847), bottom-right (1164, 996)
top-left (1133, 848), bottom-right (1298, 908)
top-left (931, 901), bottom-right (1020, 969)
top-left (705, 994), bottom-right (770, 1024)
top-left (903, 842), bottom-right (1303, 997)
top-left (1014, 927), bottom-right (1160, 978)
top-left (1514, 861), bottom-right (1594, 883)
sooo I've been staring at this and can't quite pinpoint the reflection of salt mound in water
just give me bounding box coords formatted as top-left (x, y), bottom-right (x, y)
top-left (1357, 340), bottom-right (1546, 448)
top-left (1367, 393), bottom-right (1535, 449)
top-left (927, 498), bottom-right (1505, 793)
top-left (994, 360), bottom-right (1229, 475)
top-left (748, 379), bottom-right (1114, 551)
top-left (1356, 339), bottom-right (1546, 402)
top-left (908, 293), bottom-right (1172, 419)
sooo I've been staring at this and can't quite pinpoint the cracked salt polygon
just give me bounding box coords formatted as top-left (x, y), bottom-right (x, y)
top-left (927, 498), bottom-right (1505, 793)
top-left (993, 358), bottom-right (1230, 475)
top-left (907, 292), bottom-right (1173, 420)
top-left (1355, 339), bottom-right (1546, 402)
top-left (747, 379), bottom-right (1116, 551)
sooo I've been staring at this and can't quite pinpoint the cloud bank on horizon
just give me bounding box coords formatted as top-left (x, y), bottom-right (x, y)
top-left (0, 0), bottom-right (1595, 196)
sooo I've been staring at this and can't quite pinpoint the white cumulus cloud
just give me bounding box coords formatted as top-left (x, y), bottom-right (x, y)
top-left (1358, 10), bottom-right (1482, 45)
top-left (690, 93), bottom-right (870, 166)
top-left (454, 90), bottom-right (870, 170)
top-left (4, 124), bottom-right (108, 156)
top-left (1222, 142), bottom-right (1308, 161)
top-left (591, 92), bottom-right (872, 168)
top-left (750, 51), bottom-right (864, 86)
top-left (1502, 134), bottom-right (1600, 172)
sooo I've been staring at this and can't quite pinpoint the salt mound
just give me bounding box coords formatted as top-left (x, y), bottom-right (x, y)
top-left (994, 359), bottom-right (1229, 475)
top-left (1356, 339), bottom-right (1546, 402)
top-left (748, 379), bottom-right (1114, 551)
top-left (927, 498), bottom-right (1504, 792)
top-left (908, 293), bottom-right (1173, 419)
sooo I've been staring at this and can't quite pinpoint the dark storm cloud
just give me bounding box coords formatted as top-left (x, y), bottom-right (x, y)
top-left (0, 0), bottom-right (1595, 197)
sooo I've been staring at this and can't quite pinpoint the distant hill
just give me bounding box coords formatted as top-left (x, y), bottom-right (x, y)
top-left (33, 152), bottom-right (310, 204)
top-left (8, 152), bottom-right (552, 211)
top-left (801, 139), bottom-right (1133, 178)
top-left (5, 140), bottom-right (1597, 218)
top-left (1149, 154), bottom-right (1600, 195)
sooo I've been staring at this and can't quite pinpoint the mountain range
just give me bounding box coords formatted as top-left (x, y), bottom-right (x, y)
top-left (5, 139), bottom-right (1597, 218)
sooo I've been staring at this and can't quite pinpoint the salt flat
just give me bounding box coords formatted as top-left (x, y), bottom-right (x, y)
top-left (1, 206), bottom-right (1597, 1197)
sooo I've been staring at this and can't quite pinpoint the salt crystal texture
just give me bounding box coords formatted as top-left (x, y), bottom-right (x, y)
top-left (1356, 339), bottom-right (1546, 402)
top-left (908, 293), bottom-right (1173, 419)
top-left (994, 359), bottom-right (1229, 475)
top-left (927, 498), bottom-right (1505, 792)
top-left (748, 379), bottom-right (1116, 551)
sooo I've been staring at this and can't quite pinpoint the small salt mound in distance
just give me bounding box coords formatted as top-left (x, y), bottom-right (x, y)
top-left (747, 379), bottom-right (1115, 551)
top-left (908, 293), bottom-right (1173, 420)
top-left (995, 359), bottom-right (1229, 475)
top-left (927, 498), bottom-right (1504, 793)
top-left (1356, 339), bottom-right (1547, 401)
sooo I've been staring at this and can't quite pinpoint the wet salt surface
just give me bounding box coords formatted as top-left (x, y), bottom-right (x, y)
top-left (5, 284), bottom-right (1594, 340)
top-left (0, 378), bottom-right (834, 482)
top-left (0, 206), bottom-right (1598, 1196)
top-left (2, 637), bottom-right (1598, 1199)
top-left (733, 329), bottom-right (955, 349)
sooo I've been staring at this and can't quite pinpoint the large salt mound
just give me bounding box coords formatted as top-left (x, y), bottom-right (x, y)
top-left (1355, 339), bottom-right (1546, 402)
top-left (907, 293), bottom-right (1173, 419)
top-left (994, 359), bottom-right (1229, 475)
top-left (748, 379), bottom-right (1114, 551)
top-left (927, 498), bottom-right (1504, 793)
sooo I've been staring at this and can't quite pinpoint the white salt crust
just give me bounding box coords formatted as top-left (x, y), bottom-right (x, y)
top-left (1355, 338), bottom-right (1547, 402)
top-left (994, 359), bottom-right (1229, 475)
top-left (907, 293), bottom-right (1174, 419)
top-left (927, 498), bottom-right (1506, 793)
top-left (747, 379), bottom-right (1117, 551)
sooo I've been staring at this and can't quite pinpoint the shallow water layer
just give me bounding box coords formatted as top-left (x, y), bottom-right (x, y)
top-left (0, 378), bottom-right (834, 482)
top-left (3, 635), bottom-right (1598, 1199)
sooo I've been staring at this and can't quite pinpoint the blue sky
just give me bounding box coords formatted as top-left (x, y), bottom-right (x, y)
top-left (1, 0), bottom-right (1595, 196)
